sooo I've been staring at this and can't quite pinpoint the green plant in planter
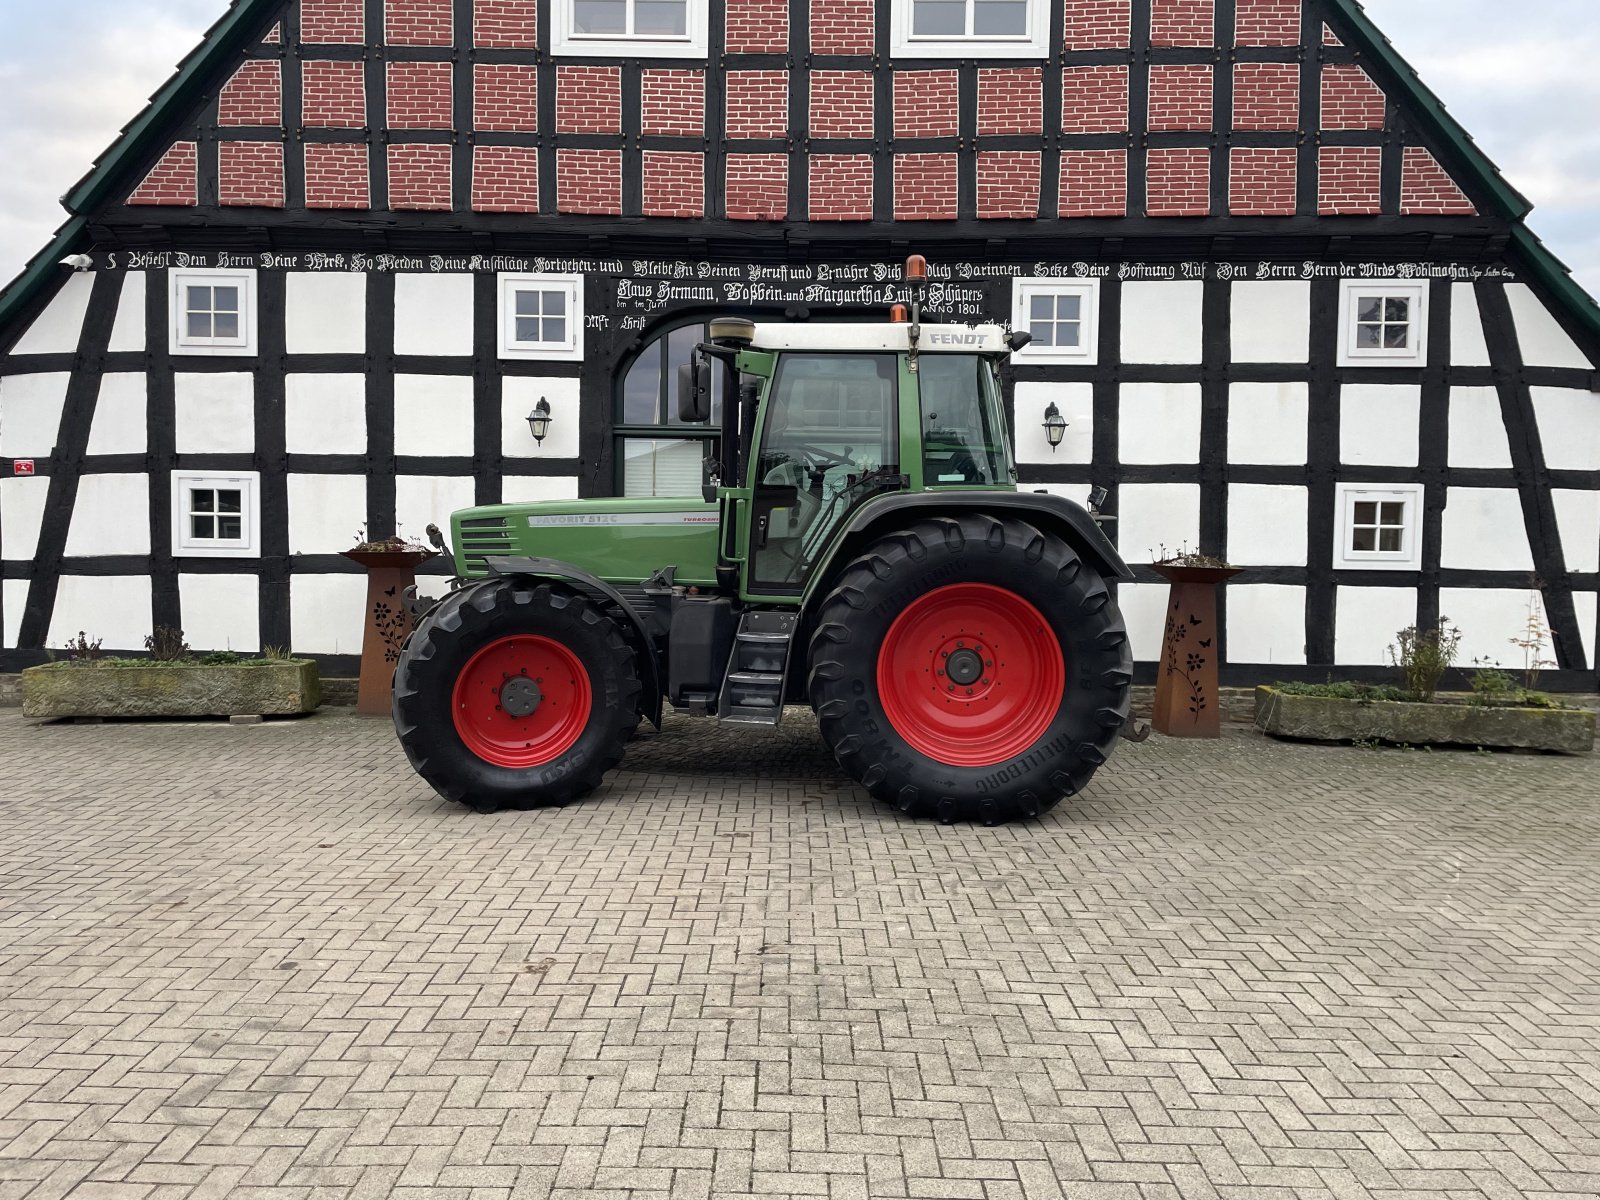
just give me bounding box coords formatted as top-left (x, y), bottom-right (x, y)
top-left (1389, 619), bottom-right (1462, 702)
top-left (145, 626), bottom-right (190, 661)
top-left (1149, 542), bottom-right (1234, 569)
top-left (1470, 667), bottom-right (1520, 706)
top-left (64, 631), bottom-right (103, 663)
top-left (1272, 680), bottom-right (1404, 703)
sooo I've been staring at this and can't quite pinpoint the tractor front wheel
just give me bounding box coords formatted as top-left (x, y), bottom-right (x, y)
top-left (392, 578), bottom-right (641, 811)
top-left (808, 515), bottom-right (1132, 825)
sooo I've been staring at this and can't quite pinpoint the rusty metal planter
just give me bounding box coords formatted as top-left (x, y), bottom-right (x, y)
top-left (1150, 564), bottom-right (1243, 738)
top-left (341, 548), bottom-right (436, 716)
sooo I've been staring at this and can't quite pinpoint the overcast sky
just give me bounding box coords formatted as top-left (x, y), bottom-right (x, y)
top-left (1, 0), bottom-right (1597, 294)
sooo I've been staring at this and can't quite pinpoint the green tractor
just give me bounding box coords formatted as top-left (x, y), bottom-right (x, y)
top-left (394, 258), bottom-right (1134, 824)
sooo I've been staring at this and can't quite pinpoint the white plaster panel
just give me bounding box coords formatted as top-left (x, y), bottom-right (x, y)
top-left (288, 474), bottom-right (369, 554)
top-left (1447, 386), bottom-right (1511, 468)
top-left (1506, 282), bottom-right (1594, 369)
top-left (396, 475), bottom-right (477, 546)
top-left (0, 477), bottom-right (48, 560)
top-left (501, 475), bottom-right (582, 504)
top-left (394, 273), bottom-right (474, 356)
top-left (1115, 484), bottom-right (1200, 562)
top-left (1227, 382), bottom-right (1307, 465)
top-left (1118, 383), bottom-right (1201, 464)
top-left (1226, 584), bottom-right (1306, 665)
top-left (1008, 381), bottom-right (1094, 466)
top-left (1552, 489), bottom-right (1600, 574)
top-left (1575, 591), bottom-right (1597, 670)
top-left (501, 376), bottom-right (583, 460)
top-left (1334, 586), bottom-right (1417, 666)
top-left (87, 374), bottom-right (148, 456)
top-left (1120, 281), bottom-right (1204, 365)
top-left (11, 273), bottom-right (94, 355)
top-left (395, 374), bottom-right (475, 457)
top-left (66, 474), bottom-right (150, 557)
top-left (2, 578), bottom-right (28, 647)
top-left (107, 272), bottom-right (147, 353)
top-left (1113, 581), bottom-right (1168, 664)
top-left (1227, 485), bottom-right (1307, 566)
top-left (290, 573), bottom-right (368, 655)
top-left (1449, 283), bottom-right (1490, 367)
top-left (1340, 384), bottom-right (1420, 467)
top-left (1531, 387), bottom-right (1600, 471)
top-left (1441, 488), bottom-right (1533, 572)
top-left (179, 574), bottom-right (260, 652)
top-left (1439, 587), bottom-right (1543, 668)
top-left (174, 373), bottom-right (255, 454)
top-left (285, 374), bottom-right (367, 454)
top-left (285, 272), bottom-right (367, 354)
top-left (1230, 281), bottom-right (1310, 364)
top-left (48, 575), bottom-right (152, 653)
top-left (0, 372), bottom-right (70, 458)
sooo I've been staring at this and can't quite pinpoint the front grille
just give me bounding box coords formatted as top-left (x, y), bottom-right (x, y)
top-left (457, 516), bottom-right (512, 574)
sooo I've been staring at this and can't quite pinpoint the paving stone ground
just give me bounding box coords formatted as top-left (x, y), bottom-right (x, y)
top-left (2, 707), bottom-right (1599, 1200)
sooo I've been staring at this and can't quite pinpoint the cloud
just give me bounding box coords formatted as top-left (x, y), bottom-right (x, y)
top-left (1362, 0), bottom-right (1600, 291)
top-left (0, 3), bottom-right (215, 286)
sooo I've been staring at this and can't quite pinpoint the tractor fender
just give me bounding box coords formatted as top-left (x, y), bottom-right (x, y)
top-left (482, 555), bottom-right (664, 728)
top-left (805, 491), bottom-right (1132, 602)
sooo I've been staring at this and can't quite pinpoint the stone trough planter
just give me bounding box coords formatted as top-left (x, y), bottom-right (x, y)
top-left (22, 660), bottom-right (321, 721)
top-left (1254, 686), bottom-right (1594, 754)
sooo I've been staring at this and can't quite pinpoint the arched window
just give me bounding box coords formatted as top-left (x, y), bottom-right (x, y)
top-left (615, 321), bottom-right (725, 497)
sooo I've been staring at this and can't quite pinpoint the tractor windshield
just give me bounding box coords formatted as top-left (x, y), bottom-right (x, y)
top-left (749, 352), bottom-right (900, 592)
top-left (918, 354), bottom-right (1013, 486)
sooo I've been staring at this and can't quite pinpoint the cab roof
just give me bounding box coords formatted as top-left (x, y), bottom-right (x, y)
top-left (748, 323), bottom-right (1010, 353)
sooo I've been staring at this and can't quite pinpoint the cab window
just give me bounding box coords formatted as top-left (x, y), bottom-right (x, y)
top-left (750, 353), bottom-right (899, 590)
top-left (919, 354), bottom-right (1011, 486)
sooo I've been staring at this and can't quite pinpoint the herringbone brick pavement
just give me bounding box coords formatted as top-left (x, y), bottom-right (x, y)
top-left (1, 708), bottom-right (1599, 1199)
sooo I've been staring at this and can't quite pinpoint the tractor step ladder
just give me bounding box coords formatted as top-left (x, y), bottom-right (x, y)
top-left (718, 610), bottom-right (799, 726)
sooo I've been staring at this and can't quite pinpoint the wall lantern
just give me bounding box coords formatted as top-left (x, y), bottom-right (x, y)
top-left (526, 398), bottom-right (552, 445)
top-left (1042, 402), bottom-right (1068, 451)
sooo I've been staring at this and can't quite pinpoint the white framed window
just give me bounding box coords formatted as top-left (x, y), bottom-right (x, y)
top-left (891, 0), bottom-right (1049, 58)
top-left (172, 470), bottom-right (261, 558)
top-left (498, 273), bottom-right (585, 361)
top-left (1335, 482), bottom-right (1423, 571)
top-left (1338, 280), bottom-right (1428, 367)
top-left (552, 0), bottom-right (707, 57)
top-left (1009, 278), bottom-right (1100, 365)
top-left (169, 268), bottom-right (258, 357)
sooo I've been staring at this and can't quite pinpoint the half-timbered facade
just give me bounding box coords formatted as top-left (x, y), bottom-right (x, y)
top-left (2, 0), bottom-right (1599, 682)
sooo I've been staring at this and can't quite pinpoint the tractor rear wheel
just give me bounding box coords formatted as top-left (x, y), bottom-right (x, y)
top-left (392, 578), bottom-right (641, 811)
top-left (807, 515), bottom-right (1132, 825)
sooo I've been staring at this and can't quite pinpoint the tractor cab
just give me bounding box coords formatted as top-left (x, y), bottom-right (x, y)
top-left (683, 310), bottom-right (1024, 598)
top-left (398, 256), bottom-right (1133, 827)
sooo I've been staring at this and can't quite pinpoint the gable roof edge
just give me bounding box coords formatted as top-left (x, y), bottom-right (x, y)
top-left (0, 0), bottom-right (279, 338)
top-left (62, 0), bottom-right (283, 215)
top-left (1324, 0), bottom-right (1531, 221)
top-left (1508, 225), bottom-right (1600, 354)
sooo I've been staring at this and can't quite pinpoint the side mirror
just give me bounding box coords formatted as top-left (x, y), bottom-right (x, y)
top-left (676, 352), bottom-right (712, 423)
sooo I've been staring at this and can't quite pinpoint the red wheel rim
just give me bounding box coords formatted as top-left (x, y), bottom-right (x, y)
top-left (876, 583), bottom-right (1065, 768)
top-left (451, 635), bottom-right (592, 768)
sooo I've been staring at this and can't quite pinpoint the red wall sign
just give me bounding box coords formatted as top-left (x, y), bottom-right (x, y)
top-left (12, 460), bottom-right (35, 476)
